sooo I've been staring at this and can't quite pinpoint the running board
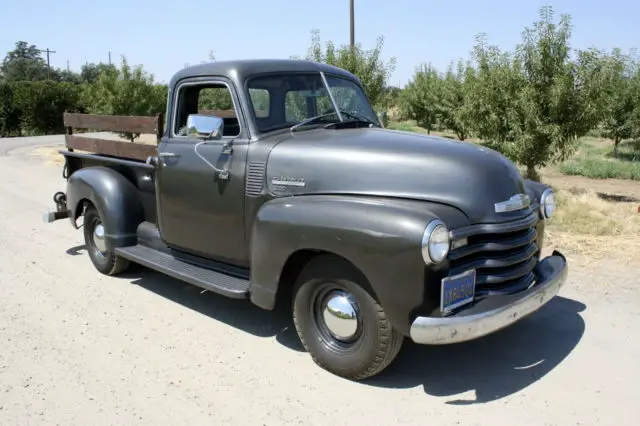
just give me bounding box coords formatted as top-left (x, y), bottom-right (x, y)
top-left (115, 244), bottom-right (250, 299)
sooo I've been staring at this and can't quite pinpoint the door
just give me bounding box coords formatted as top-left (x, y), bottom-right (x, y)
top-left (155, 78), bottom-right (250, 267)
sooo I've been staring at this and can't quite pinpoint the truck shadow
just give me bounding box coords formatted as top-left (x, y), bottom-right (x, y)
top-left (70, 247), bottom-right (585, 402)
top-left (363, 296), bottom-right (586, 404)
top-left (126, 262), bottom-right (585, 403)
top-left (118, 263), bottom-right (306, 352)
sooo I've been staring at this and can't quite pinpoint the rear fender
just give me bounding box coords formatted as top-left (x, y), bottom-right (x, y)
top-left (249, 195), bottom-right (469, 335)
top-left (66, 166), bottom-right (144, 250)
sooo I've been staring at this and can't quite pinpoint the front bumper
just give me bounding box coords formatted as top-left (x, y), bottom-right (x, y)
top-left (409, 250), bottom-right (568, 345)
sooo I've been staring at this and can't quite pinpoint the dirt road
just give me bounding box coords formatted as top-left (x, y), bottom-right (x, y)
top-left (1, 137), bottom-right (639, 425)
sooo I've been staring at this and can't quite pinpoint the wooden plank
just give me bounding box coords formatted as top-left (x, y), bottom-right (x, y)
top-left (66, 135), bottom-right (157, 161)
top-left (63, 113), bottom-right (161, 134)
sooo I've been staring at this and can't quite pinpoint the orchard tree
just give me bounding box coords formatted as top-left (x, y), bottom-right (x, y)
top-left (470, 6), bottom-right (608, 180)
top-left (600, 49), bottom-right (640, 155)
top-left (438, 60), bottom-right (475, 140)
top-left (300, 30), bottom-right (396, 108)
top-left (80, 62), bottom-right (117, 84)
top-left (400, 63), bottom-right (442, 134)
top-left (81, 57), bottom-right (167, 141)
top-left (467, 35), bottom-right (525, 153)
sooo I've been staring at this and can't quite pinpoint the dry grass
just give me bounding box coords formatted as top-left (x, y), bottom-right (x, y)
top-left (545, 188), bottom-right (640, 261)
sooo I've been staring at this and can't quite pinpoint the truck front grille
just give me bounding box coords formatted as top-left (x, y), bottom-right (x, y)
top-left (447, 211), bottom-right (540, 297)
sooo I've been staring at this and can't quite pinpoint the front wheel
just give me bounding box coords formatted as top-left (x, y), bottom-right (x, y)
top-left (83, 204), bottom-right (130, 275)
top-left (292, 255), bottom-right (403, 380)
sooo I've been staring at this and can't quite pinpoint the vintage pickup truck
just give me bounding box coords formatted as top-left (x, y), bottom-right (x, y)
top-left (44, 59), bottom-right (568, 380)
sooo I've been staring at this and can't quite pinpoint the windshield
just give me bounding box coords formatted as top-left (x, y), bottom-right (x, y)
top-left (246, 73), bottom-right (379, 133)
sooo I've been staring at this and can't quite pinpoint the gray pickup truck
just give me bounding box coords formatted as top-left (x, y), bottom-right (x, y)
top-left (44, 59), bottom-right (568, 380)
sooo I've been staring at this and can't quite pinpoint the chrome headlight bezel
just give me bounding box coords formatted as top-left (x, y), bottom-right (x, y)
top-left (540, 187), bottom-right (556, 219)
top-left (421, 219), bottom-right (450, 264)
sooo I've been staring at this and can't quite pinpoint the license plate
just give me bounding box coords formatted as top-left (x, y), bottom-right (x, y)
top-left (441, 269), bottom-right (476, 314)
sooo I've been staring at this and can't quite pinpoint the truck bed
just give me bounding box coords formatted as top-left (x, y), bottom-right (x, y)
top-left (62, 149), bottom-right (158, 225)
top-left (61, 111), bottom-right (163, 225)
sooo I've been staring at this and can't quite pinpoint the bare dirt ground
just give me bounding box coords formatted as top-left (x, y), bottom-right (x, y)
top-left (1, 136), bottom-right (639, 425)
top-left (541, 167), bottom-right (640, 201)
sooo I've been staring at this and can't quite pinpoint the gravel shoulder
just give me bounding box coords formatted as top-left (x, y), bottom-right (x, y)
top-left (0, 137), bottom-right (639, 425)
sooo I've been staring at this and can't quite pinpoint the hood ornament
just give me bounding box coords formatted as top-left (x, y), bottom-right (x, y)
top-left (494, 193), bottom-right (531, 213)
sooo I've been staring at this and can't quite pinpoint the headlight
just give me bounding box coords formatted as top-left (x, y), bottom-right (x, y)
top-left (540, 188), bottom-right (556, 219)
top-left (421, 219), bottom-right (450, 264)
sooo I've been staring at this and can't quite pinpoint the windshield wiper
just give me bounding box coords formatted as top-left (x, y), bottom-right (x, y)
top-left (290, 110), bottom-right (378, 134)
top-left (289, 112), bottom-right (339, 134)
top-left (336, 110), bottom-right (379, 127)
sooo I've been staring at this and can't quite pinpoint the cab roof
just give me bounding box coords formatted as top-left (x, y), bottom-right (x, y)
top-left (169, 59), bottom-right (359, 87)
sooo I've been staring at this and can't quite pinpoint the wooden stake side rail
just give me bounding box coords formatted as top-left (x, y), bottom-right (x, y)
top-left (63, 112), bottom-right (163, 161)
top-left (65, 135), bottom-right (157, 162)
top-left (63, 113), bottom-right (163, 135)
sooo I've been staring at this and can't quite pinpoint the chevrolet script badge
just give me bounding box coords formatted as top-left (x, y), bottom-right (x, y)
top-left (494, 193), bottom-right (531, 213)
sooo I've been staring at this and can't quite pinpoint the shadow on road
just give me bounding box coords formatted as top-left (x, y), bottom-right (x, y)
top-left (364, 296), bottom-right (586, 404)
top-left (68, 246), bottom-right (585, 402)
top-left (118, 263), bottom-right (305, 352)
top-left (66, 244), bottom-right (87, 256)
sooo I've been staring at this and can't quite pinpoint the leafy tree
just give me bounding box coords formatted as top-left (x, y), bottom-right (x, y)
top-left (380, 85), bottom-right (402, 109)
top-left (466, 35), bottom-right (524, 148)
top-left (632, 69), bottom-right (640, 142)
top-left (600, 50), bottom-right (640, 155)
top-left (300, 30), bottom-right (396, 109)
top-left (469, 6), bottom-right (609, 180)
top-left (56, 69), bottom-right (82, 84)
top-left (198, 86), bottom-right (234, 111)
top-left (400, 63), bottom-right (442, 134)
top-left (11, 81), bottom-right (81, 134)
top-left (438, 60), bottom-right (475, 140)
top-left (81, 57), bottom-right (167, 141)
top-left (1, 41), bottom-right (50, 82)
top-left (0, 82), bottom-right (21, 136)
top-left (80, 62), bottom-right (117, 84)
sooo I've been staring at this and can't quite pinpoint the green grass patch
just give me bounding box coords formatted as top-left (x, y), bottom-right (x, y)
top-left (560, 140), bottom-right (640, 181)
top-left (386, 120), bottom-right (426, 133)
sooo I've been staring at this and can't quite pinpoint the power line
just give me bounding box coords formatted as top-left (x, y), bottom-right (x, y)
top-left (35, 48), bottom-right (56, 79)
top-left (350, 0), bottom-right (355, 48)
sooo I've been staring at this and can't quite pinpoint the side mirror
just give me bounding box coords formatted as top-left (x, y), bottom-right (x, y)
top-left (186, 114), bottom-right (224, 140)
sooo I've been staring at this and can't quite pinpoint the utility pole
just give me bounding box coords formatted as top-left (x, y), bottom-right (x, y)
top-left (67, 60), bottom-right (70, 72)
top-left (108, 51), bottom-right (111, 65)
top-left (350, 0), bottom-right (355, 49)
top-left (36, 48), bottom-right (56, 79)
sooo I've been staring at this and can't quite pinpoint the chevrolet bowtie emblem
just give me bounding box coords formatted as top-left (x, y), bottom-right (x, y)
top-left (494, 193), bottom-right (531, 213)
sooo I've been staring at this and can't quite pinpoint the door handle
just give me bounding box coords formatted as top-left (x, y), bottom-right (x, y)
top-left (158, 152), bottom-right (178, 157)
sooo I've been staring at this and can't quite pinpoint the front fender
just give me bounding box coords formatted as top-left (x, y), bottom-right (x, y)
top-left (249, 195), bottom-right (469, 335)
top-left (66, 166), bottom-right (144, 250)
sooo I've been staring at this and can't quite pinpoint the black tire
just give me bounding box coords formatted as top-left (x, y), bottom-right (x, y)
top-left (292, 255), bottom-right (403, 380)
top-left (83, 204), bottom-right (130, 275)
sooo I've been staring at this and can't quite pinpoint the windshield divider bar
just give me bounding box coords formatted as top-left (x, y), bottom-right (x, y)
top-left (320, 71), bottom-right (343, 122)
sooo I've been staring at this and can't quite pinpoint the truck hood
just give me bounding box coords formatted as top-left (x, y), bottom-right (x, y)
top-left (264, 127), bottom-right (530, 224)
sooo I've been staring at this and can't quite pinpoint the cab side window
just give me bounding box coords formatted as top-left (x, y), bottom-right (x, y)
top-left (173, 83), bottom-right (241, 137)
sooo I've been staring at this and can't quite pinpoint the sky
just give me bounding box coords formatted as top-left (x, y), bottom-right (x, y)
top-left (1, 0), bottom-right (638, 86)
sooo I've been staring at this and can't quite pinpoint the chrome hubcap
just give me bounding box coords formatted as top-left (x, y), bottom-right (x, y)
top-left (93, 223), bottom-right (107, 253)
top-left (322, 290), bottom-right (359, 341)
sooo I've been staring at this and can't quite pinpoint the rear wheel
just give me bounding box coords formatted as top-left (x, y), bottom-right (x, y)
top-left (83, 205), bottom-right (130, 275)
top-left (292, 255), bottom-right (403, 380)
